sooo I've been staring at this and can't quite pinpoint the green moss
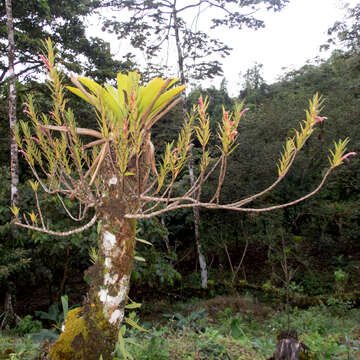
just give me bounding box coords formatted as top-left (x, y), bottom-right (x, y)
top-left (49, 307), bottom-right (87, 360)
top-left (49, 303), bottom-right (117, 360)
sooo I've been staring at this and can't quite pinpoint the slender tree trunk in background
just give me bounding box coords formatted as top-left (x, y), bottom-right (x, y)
top-left (6, 0), bottom-right (19, 208)
top-left (4, 0), bottom-right (19, 328)
top-left (188, 152), bottom-right (208, 288)
top-left (172, 0), bottom-right (208, 288)
top-left (161, 216), bottom-right (171, 254)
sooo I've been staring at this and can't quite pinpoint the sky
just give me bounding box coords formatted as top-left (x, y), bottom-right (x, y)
top-left (220, 0), bottom-right (358, 93)
top-left (87, 0), bottom-right (358, 96)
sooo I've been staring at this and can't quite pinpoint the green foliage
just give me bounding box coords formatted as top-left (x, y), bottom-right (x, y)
top-left (2, 300), bottom-right (360, 360)
top-left (11, 316), bottom-right (42, 337)
top-left (163, 308), bottom-right (207, 331)
top-left (0, 0), bottom-right (133, 83)
top-left (29, 328), bottom-right (59, 343)
top-left (35, 295), bottom-right (72, 331)
top-left (132, 247), bottom-right (181, 288)
top-left (0, 335), bottom-right (40, 360)
top-left (334, 268), bottom-right (349, 293)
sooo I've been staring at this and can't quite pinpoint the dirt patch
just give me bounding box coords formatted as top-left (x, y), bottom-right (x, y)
top-left (199, 295), bottom-right (271, 321)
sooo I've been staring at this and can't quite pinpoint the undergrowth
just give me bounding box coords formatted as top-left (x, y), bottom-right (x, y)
top-left (1, 296), bottom-right (360, 359)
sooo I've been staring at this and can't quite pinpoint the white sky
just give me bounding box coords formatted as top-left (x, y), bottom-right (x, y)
top-left (87, 0), bottom-right (358, 96)
top-left (221, 0), bottom-right (358, 93)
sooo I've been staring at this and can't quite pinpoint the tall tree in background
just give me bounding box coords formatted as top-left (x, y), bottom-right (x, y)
top-left (0, 0), bottom-right (133, 84)
top-left (323, 2), bottom-right (360, 56)
top-left (102, 0), bottom-right (289, 288)
top-left (3, 0), bottom-right (19, 328)
top-left (5, 0), bottom-right (17, 207)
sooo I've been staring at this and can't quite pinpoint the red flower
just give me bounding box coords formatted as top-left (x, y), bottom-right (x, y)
top-left (39, 54), bottom-right (51, 70)
top-left (130, 93), bottom-right (135, 107)
top-left (224, 111), bottom-right (229, 123)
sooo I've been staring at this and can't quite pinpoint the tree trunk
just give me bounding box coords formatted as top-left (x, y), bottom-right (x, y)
top-left (50, 201), bottom-right (136, 360)
top-left (6, 0), bottom-right (19, 207)
top-left (172, 0), bottom-right (208, 288)
top-left (188, 153), bottom-right (208, 289)
top-left (5, 0), bottom-right (20, 331)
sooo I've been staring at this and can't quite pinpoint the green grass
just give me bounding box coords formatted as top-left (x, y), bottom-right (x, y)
top-left (1, 296), bottom-right (360, 359)
top-left (118, 296), bottom-right (360, 360)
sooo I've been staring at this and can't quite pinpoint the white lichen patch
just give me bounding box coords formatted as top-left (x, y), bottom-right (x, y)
top-left (109, 176), bottom-right (118, 185)
top-left (104, 257), bottom-right (112, 268)
top-left (104, 272), bottom-right (118, 286)
top-left (97, 275), bottom-right (130, 324)
top-left (103, 231), bottom-right (116, 252)
top-left (109, 309), bottom-right (123, 325)
top-left (98, 289), bottom-right (119, 309)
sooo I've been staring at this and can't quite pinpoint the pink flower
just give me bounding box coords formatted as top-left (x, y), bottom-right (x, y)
top-left (240, 108), bottom-right (250, 116)
top-left (39, 54), bottom-right (51, 70)
top-left (198, 96), bottom-right (205, 117)
top-left (123, 118), bottom-right (128, 136)
top-left (18, 150), bottom-right (27, 158)
top-left (314, 115), bottom-right (327, 124)
top-left (342, 152), bottom-right (357, 162)
top-left (39, 125), bottom-right (47, 135)
top-left (230, 130), bottom-right (238, 143)
top-left (31, 137), bottom-right (40, 144)
top-left (23, 102), bottom-right (31, 116)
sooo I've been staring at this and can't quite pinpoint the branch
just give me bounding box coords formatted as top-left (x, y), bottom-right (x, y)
top-left (229, 150), bottom-right (298, 207)
top-left (42, 125), bottom-right (103, 139)
top-left (56, 193), bottom-right (91, 222)
top-left (126, 168), bottom-right (333, 219)
top-left (14, 213), bottom-right (98, 237)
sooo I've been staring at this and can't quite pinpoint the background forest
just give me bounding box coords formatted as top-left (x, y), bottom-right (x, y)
top-left (0, 1), bottom-right (360, 359)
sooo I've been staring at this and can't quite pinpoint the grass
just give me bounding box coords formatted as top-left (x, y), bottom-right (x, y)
top-left (1, 295), bottom-right (360, 359)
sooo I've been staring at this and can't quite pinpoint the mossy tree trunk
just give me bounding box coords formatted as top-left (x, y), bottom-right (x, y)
top-left (50, 175), bottom-right (137, 360)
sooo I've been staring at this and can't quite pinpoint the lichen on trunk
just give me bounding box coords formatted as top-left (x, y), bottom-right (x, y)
top-left (50, 191), bottom-right (136, 360)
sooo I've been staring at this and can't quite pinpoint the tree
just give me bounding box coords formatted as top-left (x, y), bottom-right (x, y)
top-left (102, 0), bottom-right (288, 82)
top-left (239, 62), bottom-right (268, 106)
top-left (0, 0), bottom-right (133, 84)
top-left (5, 0), bottom-right (18, 208)
top-left (2, 0), bottom-right (20, 329)
top-left (13, 40), bottom-right (354, 360)
top-left (322, 3), bottom-right (360, 56)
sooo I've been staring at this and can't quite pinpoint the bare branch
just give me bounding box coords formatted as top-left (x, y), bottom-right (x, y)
top-left (42, 125), bottom-right (103, 139)
top-left (14, 213), bottom-right (98, 237)
top-left (229, 151), bottom-right (297, 207)
top-left (127, 168), bottom-right (333, 219)
top-left (56, 193), bottom-right (91, 222)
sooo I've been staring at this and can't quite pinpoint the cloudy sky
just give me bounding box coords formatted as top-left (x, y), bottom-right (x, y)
top-left (220, 0), bottom-right (358, 93)
top-left (88, 0), bottom-right (358, 95)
